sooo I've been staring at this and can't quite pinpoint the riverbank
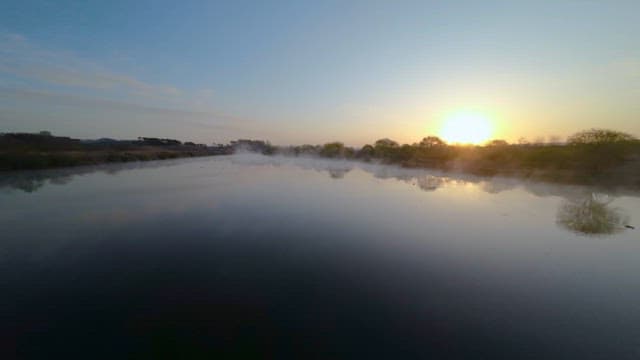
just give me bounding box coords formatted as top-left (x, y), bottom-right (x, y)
top-left (272, 149), bottom-right (640, 189)
top-left (3, 129), bottom-right (640, 188)
top-left (271, 129), bottom-right (640, 188)
top-left (0, 133), bottom-right (232, 170)
top-left (0, 147), bottom-right (233, 170)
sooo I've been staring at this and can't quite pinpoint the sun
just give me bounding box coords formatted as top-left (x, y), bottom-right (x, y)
top-left (439, 111), bottom-right (493, 145)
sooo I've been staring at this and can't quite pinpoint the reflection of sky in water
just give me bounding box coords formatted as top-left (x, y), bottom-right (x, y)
top-left (1, 154), bottom-right (638, 237)
top-left (2, 154), bottom-right (640, 357)
top-left (1, 154), bottom-right (638, 267)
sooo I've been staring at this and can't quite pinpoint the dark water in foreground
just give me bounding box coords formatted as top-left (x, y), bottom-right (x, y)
top-left (2, 155), bottom-right (640, 359)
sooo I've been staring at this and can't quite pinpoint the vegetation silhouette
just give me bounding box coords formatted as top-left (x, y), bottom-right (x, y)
top-left (0, 132), bottom-right (233, 170)
top-left (2, 128), bottom-right (639, 188)
top-left (275, 128), bottom-right (640, 187)
top-left (567, 129), bottom-right (637, 145)
top-left (0, 157), bottom-right (206, 193)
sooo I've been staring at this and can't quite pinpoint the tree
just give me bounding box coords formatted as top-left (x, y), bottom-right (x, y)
top-left (295, 144), bottom-right (319, 156)
top-left (486, 139), bottom-right (509, 147)
top-left (394, 144), bottom-right (415, 162)
top-left (567, 128), bottom-right (637, 145)
top-left (374, 138), bottom-right (399, 148)
top-left (357, 144), bottom-right (375, 159)
top-left (319, 142), bottom-right (345, 158)
top-left (373, 138), bottom-right (400, 159)
top-left (565, 129), bottom-right (638, 174)
top-left (419, 136), bottom-right (446, 148)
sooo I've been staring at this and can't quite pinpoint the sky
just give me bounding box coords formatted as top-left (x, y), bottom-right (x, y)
top-left (1, 0), bottom-right (639, 146)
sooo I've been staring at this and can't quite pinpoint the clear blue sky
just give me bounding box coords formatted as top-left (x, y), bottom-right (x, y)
top-left (1, 0), bottom-right (639, 145)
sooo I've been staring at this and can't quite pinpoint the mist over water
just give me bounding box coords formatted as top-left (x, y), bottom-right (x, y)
top-left (2, 154), bottom-right (640, 358)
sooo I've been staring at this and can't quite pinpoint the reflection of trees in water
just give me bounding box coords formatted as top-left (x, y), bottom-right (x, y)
top-left (556, 193), bottom-right (630, 236)
top-left (0, 172), bottom-right (73, 192)
top-left (371, 166), bottom-right (397, 180)
top-left (48, 175), bottom-right (73, 185)
top-left (197, 156), bottom-right (640, 236)
top-left (0, 158), bottom-right (197, 193)
top-left (292, 159), bottom-right (636, 238)
top-left (1, 175), bottom-right (47, 193)
top-left (367, 165), bottom-right (455, 192)
top-left (1, 171), bottom-right (90, 193)
top-left (2, 155), bottom-right (637, 240)
top-left (481, 179), bottom-right (518, 194)
top-left (416, 176), bottom-right (445, 192)
top-left (1, 167), bottom-right (116, 193)
top-left (307, 162), bottom-right (352, 179)
top-left (276, 156), bottom-right (354, 179)
top-left (327, 167), bottom-right (351, 179)
top-left (364, 164), bottom-right (635, 236)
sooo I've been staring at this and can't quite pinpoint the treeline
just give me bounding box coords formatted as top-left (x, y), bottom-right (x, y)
top-left (270, 129), bottom-right (640, 186)
top-left (0, 132), bottom-right (216, 151)
top-left (3, 129), bottom-right (640, 187)
top-left (0, 132), bottom-right (233, 170)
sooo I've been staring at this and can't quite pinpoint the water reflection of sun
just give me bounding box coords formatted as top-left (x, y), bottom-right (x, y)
top-left (439, 111), bottom-right (493, 145)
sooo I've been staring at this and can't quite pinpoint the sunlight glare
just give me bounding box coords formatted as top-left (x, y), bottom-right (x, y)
top-left (439, 111), bottom-right (493, 145)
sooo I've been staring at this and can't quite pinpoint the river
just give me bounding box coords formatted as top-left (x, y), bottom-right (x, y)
top-left (2, 154), bottom-right (639, 358)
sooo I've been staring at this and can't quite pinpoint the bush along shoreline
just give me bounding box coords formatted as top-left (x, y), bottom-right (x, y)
top-left (268, 129), bottom-right (640, 188)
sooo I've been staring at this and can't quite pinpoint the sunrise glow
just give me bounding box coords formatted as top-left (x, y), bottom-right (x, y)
top-left (439, 112), bottom-right (494, 145)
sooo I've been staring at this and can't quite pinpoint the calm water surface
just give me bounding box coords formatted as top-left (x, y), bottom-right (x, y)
top-left (2, 154), bottom-right (640, 358)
